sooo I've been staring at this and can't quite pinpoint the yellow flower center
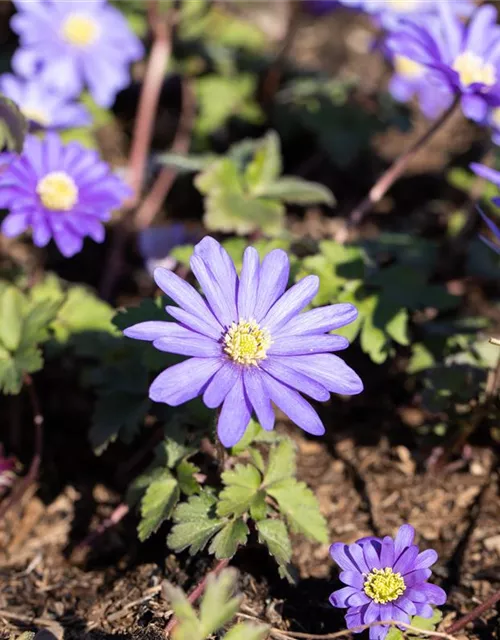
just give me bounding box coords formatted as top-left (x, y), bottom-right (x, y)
top-left (491, 107), bottom-right (500, 128)
top-left (223, 319), bottom-right (271, 366)
top-left (453, 51), bottom-right (496, 88)
top-left (22, 107), bottom-right (50, 127)
top-left (61, 14), bottom-right (100, 47)
top-left (36, 171), bottom-right (78, 211)
top-left (394, 55), bottom-right (424, 79)
top-left (386, 0), bottom-right (419, 12)
top-left (363, 568), bottom-right (406, 604)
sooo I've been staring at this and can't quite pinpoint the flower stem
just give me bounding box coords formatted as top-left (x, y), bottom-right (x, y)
top-left (0, 374), bottom-right (43, 520)
top-left (164, 558), bottom-right (230, 637)
top-left (446, 588), bottom-right (500, 635)
top-left (344, 97), bottom-right (460, 233)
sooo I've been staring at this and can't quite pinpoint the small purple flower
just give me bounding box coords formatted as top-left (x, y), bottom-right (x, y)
top-left (124, 237), bottom-right (363, 447)
top-left (138, 224), bottom-right (203, 276)
top-left (469, 163), bottom-right (500, 253)
top-left (386, 4), bottom-right (500, 122)
top-left (10, 0), bottom-right (144, 108)
top-left (0, 74), bottom-right (90, 130)
top-left (0, 133), bottom-right (131, 257)
top-left (330, 524), bottom-right (446, 640)
top-left (486, 107), bottom-right (500, 146)
top-left (363, 0), bottom-right (473, 29)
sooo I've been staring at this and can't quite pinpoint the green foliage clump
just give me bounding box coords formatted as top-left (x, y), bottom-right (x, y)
top-left (164, 568), bottom-right (269, 640)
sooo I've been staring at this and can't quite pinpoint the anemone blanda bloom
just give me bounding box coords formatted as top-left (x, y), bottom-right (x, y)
top-left (330, 525), bottom-right (446, 640)
top-left (0, 74), bottom-right (90, 130)
top-left (124, 237), bottom-right (363, 447)
top-left (0, 133), bottom-right (131, 257)
top-left (10, 0), bottom-right (144, 108)
top-left (469, 163), bottom-right (500, 254)
top-left (386, 4), bottom-right (500, 122)
top-left (360, 0), bottom-right (473, 29)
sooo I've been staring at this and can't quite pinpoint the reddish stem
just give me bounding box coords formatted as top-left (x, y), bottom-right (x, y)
top-left (341, 97), bottom-right (460, 238)
top-left (134, 79), bottom-right (196, 230)
top-left (75, 503), bottom-right (130, 551)
top-left (164, 558), bottom-right (230, 637)
top-left (0, 374), bottom-right (43, 519)
top-left (127, 1), bottom-right (173, 205)
top-left (446, 588), bottom-right (500, 635)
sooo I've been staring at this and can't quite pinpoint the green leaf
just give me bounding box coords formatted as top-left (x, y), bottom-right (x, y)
top-left (156, 152), bottom-right (217, 173)
top-left (0, 286), bottom-right (25, 352)
top-left (163, 582), bottom-right (200, 640)
top-left (209, 519), bottom-right (249, 559)
top-left (267, 478), bottom-right (328, 544)
top-left (256, 177), bottom-right (335, 206)
top-left (168, 492), bottom-right (224, 555)
top-left (20, 299), bottom-right (62, 347)
top-left (218, 463), bottom-right (262, 518)
top-left (52, 285), bottom-right (117, 343)
top-left (89, 392), bottom-right (151, 455)
top-left (359, 294), bottom-right (389, 364)
top-left (176, 459), bottom-right (201, 496)
top-left (0, 346), bottom-right (43, 395)
top-left (385, 628), bottom-right (403, 640)
top-left (199, 568), bottom-right (243, 635)
top-left (0, 93), bottom-right (28, 152)
top-left (262, 438), bottom-right (296, 488)
top-left (224, 622), bottom-right (270, 640)
top-left (385, 308), bottom-right (410, 346)
top-left (138, 470), bottom-right (180, 541)
top-left (256, 519), bottom-right (293, 581)
top-left (407, 609), bottom-right (443, 635)
top-left (245, 130), bottom-right (282, 193)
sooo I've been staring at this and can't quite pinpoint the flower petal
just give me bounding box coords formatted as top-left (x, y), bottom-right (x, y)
top-left (253, 249), bottom-right (290, 322)
top-left (153, 335), bottom-right (222, 358)
top-left (203, 363), bottom-right (240, 409)
top-left (413, 549), bottom-right (438, 570)
top-left (1, 212), bottom-right (30, 237)
top-left (123, 320), bottom-right (176, 341)
top-left (217, 375), bottom-right (252, 447)
top-left (242, 368), bottom-right (275, 432)
top-left (363, 541), bottom-right (382, 570)
top-left (190, 254), bottom-right (236, 327)
top-left (166, 305), bottom-right (223, 340)
top-left (329, 586), bottom-right (361, 609)
top-left (150, 357), bottom-right (222, 405)
top-left (276, 353), bottom-right (363, 395)
top-left (413, 603), bottom-right (434, 618)
top-left (262, 275), bottom-right (319, 333)
top-left (278, 303), bottom-right (358, 336)
top-left (363, 601), bottom-right (381, 624)
top-left (260, 371), bottom-right (325, 436)
top-left (330, 543), bottom-right (362, 572)
top-left (380, 536), bottom-right (395, 568)
top-left (237, 246), bottom-right (260, 319)
top-left (154, 267), bottom-right (221, 330)
top-left (268, 334), bottom-right (349, 356)
top-left (340, 571), bottom-right (364, 589)
top-left (261, 357), bottom-right (329, 402)
top-left (394, 545), bottom-right (419, 574)
top-left (394, 596), bottom-right (416, 616)
top-left (394, 524), bottom-right (415, 559)
top-left (194, 237), bottom-right (238, 319)
top-left (403, 569), bottom-right (432, 587)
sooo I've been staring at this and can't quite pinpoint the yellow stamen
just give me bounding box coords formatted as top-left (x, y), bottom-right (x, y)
top-left (363, 568), bottom-right (406, 605)
top-left (394, 55), bottom-right (424, 79)
top-left (386, 0), bottom-right (419, 12)
top-left (223, 319), bottom-right (271, 366)
top-left (62, 14), bottom-right (100, 47)
top-left (491, 107), bottom-right (500, 128)
top-left (22, 107), bottom-right (50, 127)
top-left (36, 171), bottom-right (78, 211)
top-left (453, 51), bottom-right (496, 88)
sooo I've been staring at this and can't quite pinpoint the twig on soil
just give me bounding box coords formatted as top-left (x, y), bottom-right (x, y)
top-left (445, 587), bottom-right (500, 635)
top-left (337, 97), bottom-right (460, 242)
top-left (0, 374), bottom-right (43, 520)
top-left (99, 1), bottom-right (174, 300)
top-left (236, 613), bottom-right (459, 640)
top-left (75, 502), bottom-right (130, 551)
top-left (0, 609), bottom-right (63, 638)
top-left (107, 585), bottom-right (166, 622)
top-left (134, 78), bottom-right (196, 230)
top-left (164, 558), bottom-right (230, 637)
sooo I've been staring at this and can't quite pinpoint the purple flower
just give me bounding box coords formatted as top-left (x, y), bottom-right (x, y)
top-left (138, 224), bottom-right (203, 276)
top-left (486, 107), bottom-right (500, 146)
top-left (386, 4), bottom-right (500, 122)
top-left (330, 524), bottom-right (446, 640)
top-left (0, 133), bottom-right (131, 257)
top-left (0, 74), bottom-right (90, 130)
top-left (123, 237), bottom-right (363, 447)
top-left (10, 0), bottom-right (144, 108)
top-left (363, 0), bottom-right (473, 29)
